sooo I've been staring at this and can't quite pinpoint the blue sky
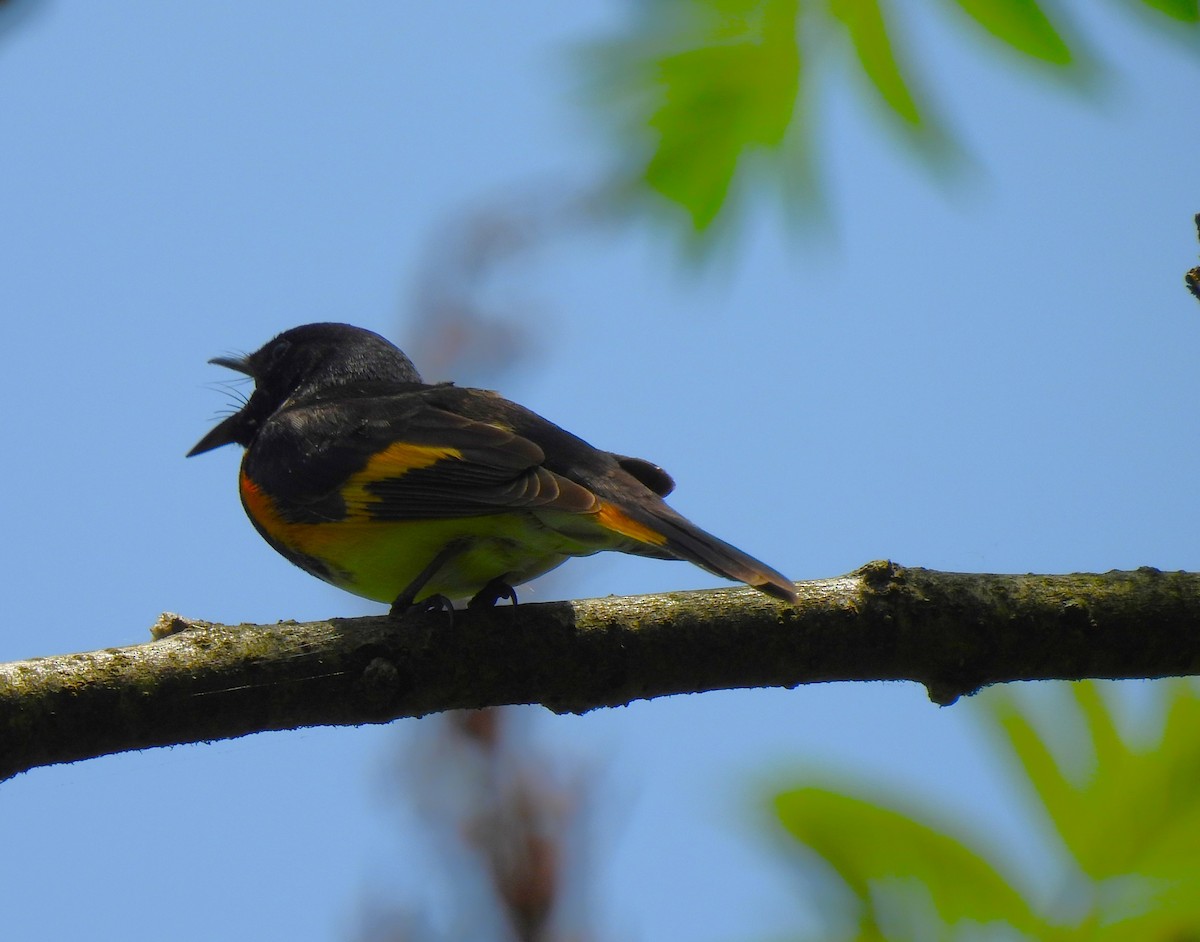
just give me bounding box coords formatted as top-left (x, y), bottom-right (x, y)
top-left (1, 3), bottom-right (1197, 940)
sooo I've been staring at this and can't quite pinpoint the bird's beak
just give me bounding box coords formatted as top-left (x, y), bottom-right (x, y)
top-left (208, 354), bottom-right (254, 375)
top-left (187, 413), bottom-right (247, 456)
top-left (186, 354), bottom-right (256, 456)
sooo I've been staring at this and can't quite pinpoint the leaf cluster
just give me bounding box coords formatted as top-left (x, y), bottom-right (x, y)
top-left (585, 0), bottom-right (1199, 237)
top-left (773, 680), bottom-right (1200, 940)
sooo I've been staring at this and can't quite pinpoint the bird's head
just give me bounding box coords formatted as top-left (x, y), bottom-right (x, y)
top-left (187, 322), bottom-right (423, 456)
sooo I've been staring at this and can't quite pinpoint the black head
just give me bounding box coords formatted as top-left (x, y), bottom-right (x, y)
top-left (188, 322), bottom-right (423, 456)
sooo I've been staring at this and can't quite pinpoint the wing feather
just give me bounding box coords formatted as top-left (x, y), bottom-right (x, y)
top-left (271, 398), bottom-right (601, 520)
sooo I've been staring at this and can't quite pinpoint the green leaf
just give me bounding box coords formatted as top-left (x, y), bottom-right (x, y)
top-left (950, 0), bottom-right (1073, 64)
top-left (985, 683), bottom-right (1200, 885)
top-left (1135, 0), bottom-right (1200, 22)
top-left (1096, 873), bottom-right (1200, 941)
top-left (1122, 684), bottom-right (1200, 877)
top-left (1073, 682), bottom-right (1124, 779)
top-left (774, 786), bottom-right (1039, 933)
top-left (769, 683), bottom-right (1200, 941)
top-left (985, 689), bottom-right (1099, 873)
top-left (1066, 683), bottom-right (1200, 881)
top-left (1068, 682), bottom-right (1146, 876)
top-left (986, 685), bottom-right (1161, 879)
top-left (584, 0), bottom-right (1198, 250)
top-left (642, 0), bottom-right (801, 228)
top-left (827, 0), bottom-right (922, 124)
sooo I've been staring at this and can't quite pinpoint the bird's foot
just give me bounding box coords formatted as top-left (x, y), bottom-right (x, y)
top-left (390, 593), bottom-right (455, 623)
top-left (468, 579), bottom-right (518, 610)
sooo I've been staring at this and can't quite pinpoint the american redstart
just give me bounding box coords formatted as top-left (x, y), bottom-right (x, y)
top-left (189, 323), bottom-right (796, 611)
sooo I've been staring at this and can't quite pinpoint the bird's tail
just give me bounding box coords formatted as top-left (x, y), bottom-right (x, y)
top-left (598, 500), bottom-right (798, 603)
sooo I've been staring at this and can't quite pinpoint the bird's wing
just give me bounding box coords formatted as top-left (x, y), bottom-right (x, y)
top-left (250, 386), bottom-right (797, 602)
top-left (346, 404), bottom-right (603, 519)
top-left (431, 387), bottom-right (798, 602)
top-left (247, 392), bottom-right (600, 523)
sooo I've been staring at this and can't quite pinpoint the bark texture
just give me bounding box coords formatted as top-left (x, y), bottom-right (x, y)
top-left (3, 561), bottom-right (1199, 781)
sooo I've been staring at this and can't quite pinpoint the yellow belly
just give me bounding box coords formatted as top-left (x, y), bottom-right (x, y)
top-left (290, 514), bottom-right (581, 603)
top-left (238, 466), bottom-right (666, 604)
top-left (241, 472), bottom-right (627, 602)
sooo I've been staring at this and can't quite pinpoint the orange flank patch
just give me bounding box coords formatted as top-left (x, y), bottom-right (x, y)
top-left (239, 472), bottom-right (310, 541)
top-left (239, 473), bottom-right (281, 530)
top-left (238, 471), bottom-right (359, 560)
top-left (594, 501), bottom-right (668, 547)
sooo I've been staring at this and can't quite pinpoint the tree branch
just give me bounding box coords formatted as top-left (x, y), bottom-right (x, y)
top-left (3, 561), bottom-right (1199, 781)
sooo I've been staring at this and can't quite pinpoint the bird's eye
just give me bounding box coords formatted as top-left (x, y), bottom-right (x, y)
top-left (265, 339), bottom-right (292, 371)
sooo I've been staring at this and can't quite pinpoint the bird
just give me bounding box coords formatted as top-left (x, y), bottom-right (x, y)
top-left (189, 322), bottom-right (796, 613)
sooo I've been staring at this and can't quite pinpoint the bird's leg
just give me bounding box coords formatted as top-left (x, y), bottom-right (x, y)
top-left (415, 594), bottom-right (456, 620)
top-left (389, 540), bottom-right (468, 618)
top-left (468, 577), bottom-right (518, 610)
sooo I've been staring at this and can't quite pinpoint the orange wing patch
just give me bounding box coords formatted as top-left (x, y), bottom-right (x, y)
top-left (355, 441), bottom-right (461, 478)
top-left (594, 501), bottom-right (669, 547)
top-left (340, 442), bottom-right (463, 516)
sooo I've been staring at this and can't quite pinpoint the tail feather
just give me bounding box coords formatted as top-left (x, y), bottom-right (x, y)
top-left (631, 504), bottom-right (797, 603)
top-left (570, 494), bottom-right (797, 602)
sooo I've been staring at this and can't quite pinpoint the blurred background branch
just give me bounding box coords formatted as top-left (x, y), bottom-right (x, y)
top-left (358, 709), bottom-right (597, 942)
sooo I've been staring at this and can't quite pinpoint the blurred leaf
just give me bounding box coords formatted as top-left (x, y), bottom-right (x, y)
top-left (828, 0), bottom-right (922, 124)
top-left (1134, 0), bottom-right (1200, 22)
top-left (1068, 681), bottom-right (1140, 875)
top-left (1121, 686), bottom-right (1200, 877)
top-left (1095, 873), bottom-right (1200, 941)
top-left (950, 0), bottom-right (1073, 63)
top-left (643, 0), bottom-right (800, 228)
top-left (1063, 683), bottom-right (1200, 880)
top-left (986, 688), bottom-right (1097, 872)
top-left (584, 0), bottom-right (1196, 240)
top-left (987, 683), bottom-right (1200, 884)
top-left (770, 683), bottom-right (1200, 941)
top-left (774, 787), bottom-right (1039, 933)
